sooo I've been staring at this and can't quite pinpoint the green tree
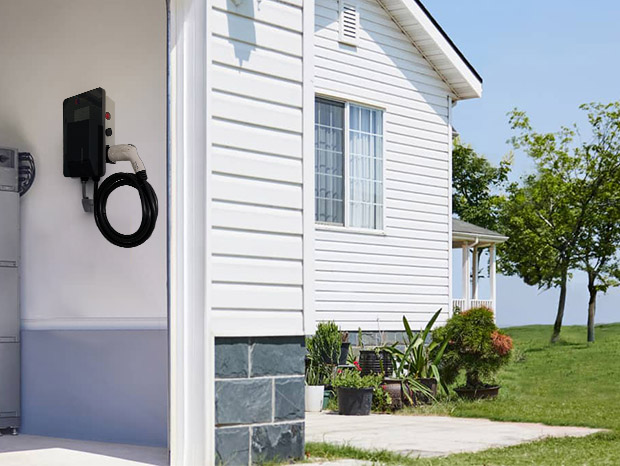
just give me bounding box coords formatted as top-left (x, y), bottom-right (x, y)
top-left (574, 103), bottom-right (620, 342)
top-left (501, 104), bottom-right (620, 343)
top-left (452, 138), bottom-right (511, 232)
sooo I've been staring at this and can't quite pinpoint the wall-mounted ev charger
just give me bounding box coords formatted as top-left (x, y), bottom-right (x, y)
top-left (63, 88), bottom-right (158, 248)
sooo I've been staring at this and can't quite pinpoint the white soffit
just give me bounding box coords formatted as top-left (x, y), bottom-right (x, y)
top-left (377, 0), bottom-right (483, 100)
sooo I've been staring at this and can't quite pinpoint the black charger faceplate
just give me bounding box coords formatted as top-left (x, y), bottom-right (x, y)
top-left (63, 88), bottom-right (106, 179)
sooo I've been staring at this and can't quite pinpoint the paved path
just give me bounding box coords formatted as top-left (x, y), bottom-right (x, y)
top-left (0, 435), bottom-right (167, 466)
top-left (306, 412), bottom-right (603, 459)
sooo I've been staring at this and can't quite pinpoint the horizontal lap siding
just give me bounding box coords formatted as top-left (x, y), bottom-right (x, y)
top-left (210, 0), bottom-right (305, 334)
top-left (314, 0), bottom-right (451, 331)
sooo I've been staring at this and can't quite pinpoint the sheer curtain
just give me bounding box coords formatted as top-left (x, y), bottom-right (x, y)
top-left (349, 104), bottom-right (383, 229)
top-left (315, 99), bottom-right (345, 224)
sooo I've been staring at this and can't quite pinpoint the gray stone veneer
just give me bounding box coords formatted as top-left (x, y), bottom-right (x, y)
top-left (215, 337), bottom-right (305, 465)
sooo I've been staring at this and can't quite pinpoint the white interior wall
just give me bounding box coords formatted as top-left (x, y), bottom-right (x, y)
top-left (0, 0), bottom-right (167, 329)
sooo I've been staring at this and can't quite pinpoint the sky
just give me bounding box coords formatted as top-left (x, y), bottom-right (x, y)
top-left (422, 1), bottom-right (620, 328)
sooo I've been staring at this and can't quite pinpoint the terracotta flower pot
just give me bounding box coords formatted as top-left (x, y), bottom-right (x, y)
top-left (382, 378), bottom-right (403, 410)
top-left (404, 377), bottom-right (438, 405)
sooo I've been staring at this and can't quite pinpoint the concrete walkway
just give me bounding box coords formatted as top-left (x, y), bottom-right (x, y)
top-left (306, 412), bottom-right (603, 459)
top-left (0, 435), bottom-right (168, 466)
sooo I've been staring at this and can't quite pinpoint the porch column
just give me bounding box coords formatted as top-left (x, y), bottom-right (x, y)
top-left (472, 245), bottom-right (479, 300)
top-left (490, 244), bottom-right (497, 313)
top-left (462, 244), bottom-right (470, 308)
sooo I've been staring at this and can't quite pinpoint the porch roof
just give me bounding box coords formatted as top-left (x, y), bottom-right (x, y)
top-left (452, 218), bottom-right (508, 248)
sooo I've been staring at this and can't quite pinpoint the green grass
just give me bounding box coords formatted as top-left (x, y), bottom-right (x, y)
top-left (306, 324), bottom-right (620, 465)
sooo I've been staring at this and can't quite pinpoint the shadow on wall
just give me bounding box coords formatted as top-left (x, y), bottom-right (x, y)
top-left (226, 0), bottom-right (257, 64)
top-left (313, 0), bottom-right (450, 127)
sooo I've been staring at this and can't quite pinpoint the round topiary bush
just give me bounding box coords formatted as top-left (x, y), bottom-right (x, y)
top-left (433, 307), bottom-right (513, 389)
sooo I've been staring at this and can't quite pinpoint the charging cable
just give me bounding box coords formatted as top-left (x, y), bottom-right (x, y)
top-left (93, 144), bottom-right (158, 248)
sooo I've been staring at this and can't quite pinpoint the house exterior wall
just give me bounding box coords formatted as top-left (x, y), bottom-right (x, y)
top-left (214, 337), bottom-right (305, 464)
top-left (209, 0), bottom-right (311, 338)
top-left (314, 0), bottom-right (454, 332)
top-left (0, 0), bottom-right (167, 446)
top-left (207, 0), bottom-right (313, 463)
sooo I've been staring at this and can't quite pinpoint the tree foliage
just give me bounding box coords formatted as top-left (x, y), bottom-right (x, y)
top-left (500, 103), bottom-right (620, 342)
top-left (452, 138), bottom-right (511, 232)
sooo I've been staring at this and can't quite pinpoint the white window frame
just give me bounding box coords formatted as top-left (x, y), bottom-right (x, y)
top-left (315, 94), bottom-right (386, 234)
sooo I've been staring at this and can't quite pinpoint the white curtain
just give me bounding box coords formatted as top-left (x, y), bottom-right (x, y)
top-left (349, 104), bottom-right (383, 229)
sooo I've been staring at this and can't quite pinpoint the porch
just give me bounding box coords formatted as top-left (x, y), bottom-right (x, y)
top-left (452, 219), bottom-right (508, 315)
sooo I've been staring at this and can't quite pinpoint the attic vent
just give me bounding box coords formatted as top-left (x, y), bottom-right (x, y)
top-left (339, 0), bottom-right (359, 46)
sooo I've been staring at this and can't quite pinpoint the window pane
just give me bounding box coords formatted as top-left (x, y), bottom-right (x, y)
top-left (315, 98), bottom-right (345, 225)
top-left (349, 104), bottom-right (384, 229)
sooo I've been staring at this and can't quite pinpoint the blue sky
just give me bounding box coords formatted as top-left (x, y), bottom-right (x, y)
top-left (423, 1), bottom-right (620, 328)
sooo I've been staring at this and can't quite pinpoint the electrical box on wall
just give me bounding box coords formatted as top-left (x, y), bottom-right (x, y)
top-left (0, 146), bottom-right (21, 433)
top-left (63, 88), bottom-right (114, 180)
top-left (0, 148), bottom-right (18, 192)
top-left (63, 87), bottom-right (158, 248)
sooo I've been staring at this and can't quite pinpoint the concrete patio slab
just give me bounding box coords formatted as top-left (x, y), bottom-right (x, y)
top-left (0, 434), bottom-right (168, 466)
top-left (306, 412), bottom-right (603, 458)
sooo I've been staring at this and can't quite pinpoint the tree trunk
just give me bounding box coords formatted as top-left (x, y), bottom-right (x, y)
top-left (587, 273), bottom-right (597, 343)
top-left (551, 267), bottom-right (568, 343)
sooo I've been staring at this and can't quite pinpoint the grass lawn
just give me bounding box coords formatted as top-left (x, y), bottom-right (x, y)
top-left (306, 323), bottom-right (620, 465)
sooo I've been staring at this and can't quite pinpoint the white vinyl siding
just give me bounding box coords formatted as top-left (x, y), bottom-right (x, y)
top-left (209, 0), bottom-right (308, 336)
top-left (314, 0), bottom-right (452, 331)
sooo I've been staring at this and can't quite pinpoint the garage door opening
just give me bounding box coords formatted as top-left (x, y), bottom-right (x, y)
top-left (0, 0), bottom-right (169, 464)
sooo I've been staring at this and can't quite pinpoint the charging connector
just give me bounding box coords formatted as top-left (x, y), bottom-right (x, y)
top-left (93, 144), bottom-right (158, 248)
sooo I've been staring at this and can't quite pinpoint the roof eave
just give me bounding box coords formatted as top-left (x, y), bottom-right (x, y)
top-left (452, 232), bottom-right (509, 244)
top-left (403, 0), bottom-right (483, 100)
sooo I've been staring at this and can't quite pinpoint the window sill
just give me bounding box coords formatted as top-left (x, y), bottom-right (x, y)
top-left (315, 223), bottom-right (387, 236)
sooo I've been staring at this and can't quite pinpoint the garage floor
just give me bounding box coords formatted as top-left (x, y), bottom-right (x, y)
top-left (306, 412), bottom-right (603, 458)
top-left (0, 434), bottom-right (167, 466)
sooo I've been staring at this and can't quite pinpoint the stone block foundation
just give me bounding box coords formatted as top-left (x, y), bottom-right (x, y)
top-left (215, 337), bottom-right (305, 465)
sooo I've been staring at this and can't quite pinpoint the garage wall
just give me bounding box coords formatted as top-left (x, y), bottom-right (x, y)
top-left (0, 0), bottom-right (167, 446)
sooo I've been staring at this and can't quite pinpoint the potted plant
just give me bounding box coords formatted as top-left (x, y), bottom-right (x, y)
top-left (305, 322), bottom-right (342, 412)
top-left (433, 307), bottom-right (513, 400)
top-left (315, 321), bottom-right (341, 365)
top-left (304, 357), bottom-right (325, 412)
top-left (333, 363), bottom-right (381, 415)
top-left (339, 331), bottom-right (350, 366)
top-left (358, 346), bottom-right (393, 376)
top-left (384, 309), bottom-right (448, 407)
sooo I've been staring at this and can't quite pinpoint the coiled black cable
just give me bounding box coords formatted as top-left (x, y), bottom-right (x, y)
top-left (93, 170), bottom-right (158, 248)
top-left (18, 152), bottom-right (36, 196)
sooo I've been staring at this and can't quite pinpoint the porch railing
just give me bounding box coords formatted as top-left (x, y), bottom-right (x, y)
top-left (452, 299), bottom-right (494, 313)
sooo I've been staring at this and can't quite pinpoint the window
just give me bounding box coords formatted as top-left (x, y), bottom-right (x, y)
top-left (315, 97), bottom-right (384, 230)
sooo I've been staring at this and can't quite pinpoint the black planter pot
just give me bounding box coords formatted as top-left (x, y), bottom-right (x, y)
top-left (454, 385), bottom-right (500, 400)
top-left (358, 349), bottom-right (393, 376)
top-left (337, 387), bottom-right (373, 415)
top-left (339, 342), bottom-right (351, 366)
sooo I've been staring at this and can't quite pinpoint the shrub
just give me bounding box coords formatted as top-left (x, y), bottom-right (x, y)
top-left (305, 321), bottom-right (342, 385)
top-left (308, 322), bottom-right (341, 364)
top-left (433, 307), bottom-right (513, 388)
